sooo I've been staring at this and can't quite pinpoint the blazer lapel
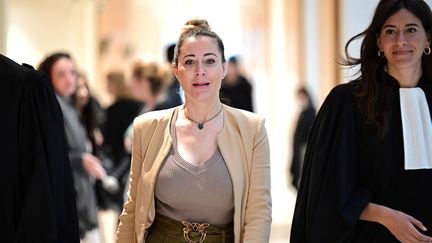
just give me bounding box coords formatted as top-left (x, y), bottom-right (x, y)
top-left (141, 109), bottom-right (175, 227)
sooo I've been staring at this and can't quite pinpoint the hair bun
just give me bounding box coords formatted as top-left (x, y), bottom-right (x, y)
top-left (181, 18), bottom-right (211, 33)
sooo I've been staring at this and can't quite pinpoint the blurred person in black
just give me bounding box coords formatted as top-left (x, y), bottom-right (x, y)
top-left (73, 71), bottom-right (121, 243)
top-left (220, 56), bottom-right (254, 112)
top-left (73, 71), bottom-right (119, 201)
top-left (73, 71), bottom-right (106, 155)
top-left (289, 86), bottom-right (316, 190)
top-left (0, 54), bottom-right (79, 242)
top-left (102, 71), bottom-right (142, 213)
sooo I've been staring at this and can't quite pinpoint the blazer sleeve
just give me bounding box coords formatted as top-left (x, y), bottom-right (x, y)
top-left (243, 118), bottom-right (272, 242)
top-left (290, 85), bottom-right (372, 242)
top-left (116, 118), bottom-right (144, 243)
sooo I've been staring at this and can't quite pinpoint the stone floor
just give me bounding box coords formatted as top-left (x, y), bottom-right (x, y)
top-left (268, 173), bottom-right (297, 243)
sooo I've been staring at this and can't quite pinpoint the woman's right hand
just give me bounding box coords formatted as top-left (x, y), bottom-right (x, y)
top-left (361, 203), bottom-right (432, 242)
top-left (381, 208), bottom-right (432, 243)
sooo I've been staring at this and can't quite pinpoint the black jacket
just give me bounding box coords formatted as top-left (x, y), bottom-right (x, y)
top-left (0, 54), bottom-right (80, 242)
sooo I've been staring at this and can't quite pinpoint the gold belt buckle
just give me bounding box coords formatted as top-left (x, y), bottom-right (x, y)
top-left (182, 220), bottom-right (210, 243)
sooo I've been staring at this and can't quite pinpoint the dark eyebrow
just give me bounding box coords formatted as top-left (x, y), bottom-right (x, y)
top-left (405, 23), bottom-right (420, 28)
top-left (382, 23), bottom-right (419, 29)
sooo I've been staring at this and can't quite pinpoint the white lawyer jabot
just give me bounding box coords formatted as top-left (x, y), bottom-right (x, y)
top-left (399, 88), bottom-right (432, 170)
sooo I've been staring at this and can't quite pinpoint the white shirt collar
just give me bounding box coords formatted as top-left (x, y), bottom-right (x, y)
top-left (399, 87), bottom-right (432, 170)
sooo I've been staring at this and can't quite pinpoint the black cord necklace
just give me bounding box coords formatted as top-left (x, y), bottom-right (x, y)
top-left (183, 105), bottom-right (223, 130)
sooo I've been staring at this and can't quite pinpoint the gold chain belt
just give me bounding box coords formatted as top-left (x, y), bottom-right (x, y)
top-left (181, 220), bottom-right (210, 243)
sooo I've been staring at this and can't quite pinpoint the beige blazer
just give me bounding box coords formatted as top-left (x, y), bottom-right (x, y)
top-left (115, 105), bottom-right (272, 243)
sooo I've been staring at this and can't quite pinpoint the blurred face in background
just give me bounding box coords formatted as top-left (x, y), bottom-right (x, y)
top-left (225, 61), bottom-right (239, 84)
top-left (129, 76), bottom-right (151, 103)
top-left (75, 76), bottom-right (90, 108)
top-left (51, 57), bottom-right (77, 97)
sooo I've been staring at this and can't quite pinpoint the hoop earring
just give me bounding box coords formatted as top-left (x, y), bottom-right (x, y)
top-left (424, 46), bottom-right (431, 55)
top-left (378, 50), bottom-right (384, 57)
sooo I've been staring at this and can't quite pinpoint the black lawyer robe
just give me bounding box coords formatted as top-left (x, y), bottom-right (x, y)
top-left (0, 54), bottom-right (80, 242)
top-left (291, 72), bottom-right (432, 242)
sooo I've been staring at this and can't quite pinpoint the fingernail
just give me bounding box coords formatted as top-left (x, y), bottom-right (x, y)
top-left (422, 226), bottom-right (427, 231)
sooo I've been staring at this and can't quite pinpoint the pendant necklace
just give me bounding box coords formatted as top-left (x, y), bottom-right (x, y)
top-left (183, 105), bottom-right (223, 130)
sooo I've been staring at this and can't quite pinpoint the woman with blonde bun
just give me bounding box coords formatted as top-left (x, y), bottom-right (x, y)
top-left (115, 18), bottom-right (272, 243)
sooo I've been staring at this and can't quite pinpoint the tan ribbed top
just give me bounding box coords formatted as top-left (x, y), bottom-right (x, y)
top-left (154, 109), bottom-right (234, 225)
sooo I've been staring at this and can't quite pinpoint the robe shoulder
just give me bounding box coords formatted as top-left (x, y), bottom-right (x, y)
top-left (291, 81), bottom-right (371, 243)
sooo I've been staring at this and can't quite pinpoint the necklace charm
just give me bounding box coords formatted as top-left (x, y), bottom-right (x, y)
top-left (184, 105), bottom-right (223, 130)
